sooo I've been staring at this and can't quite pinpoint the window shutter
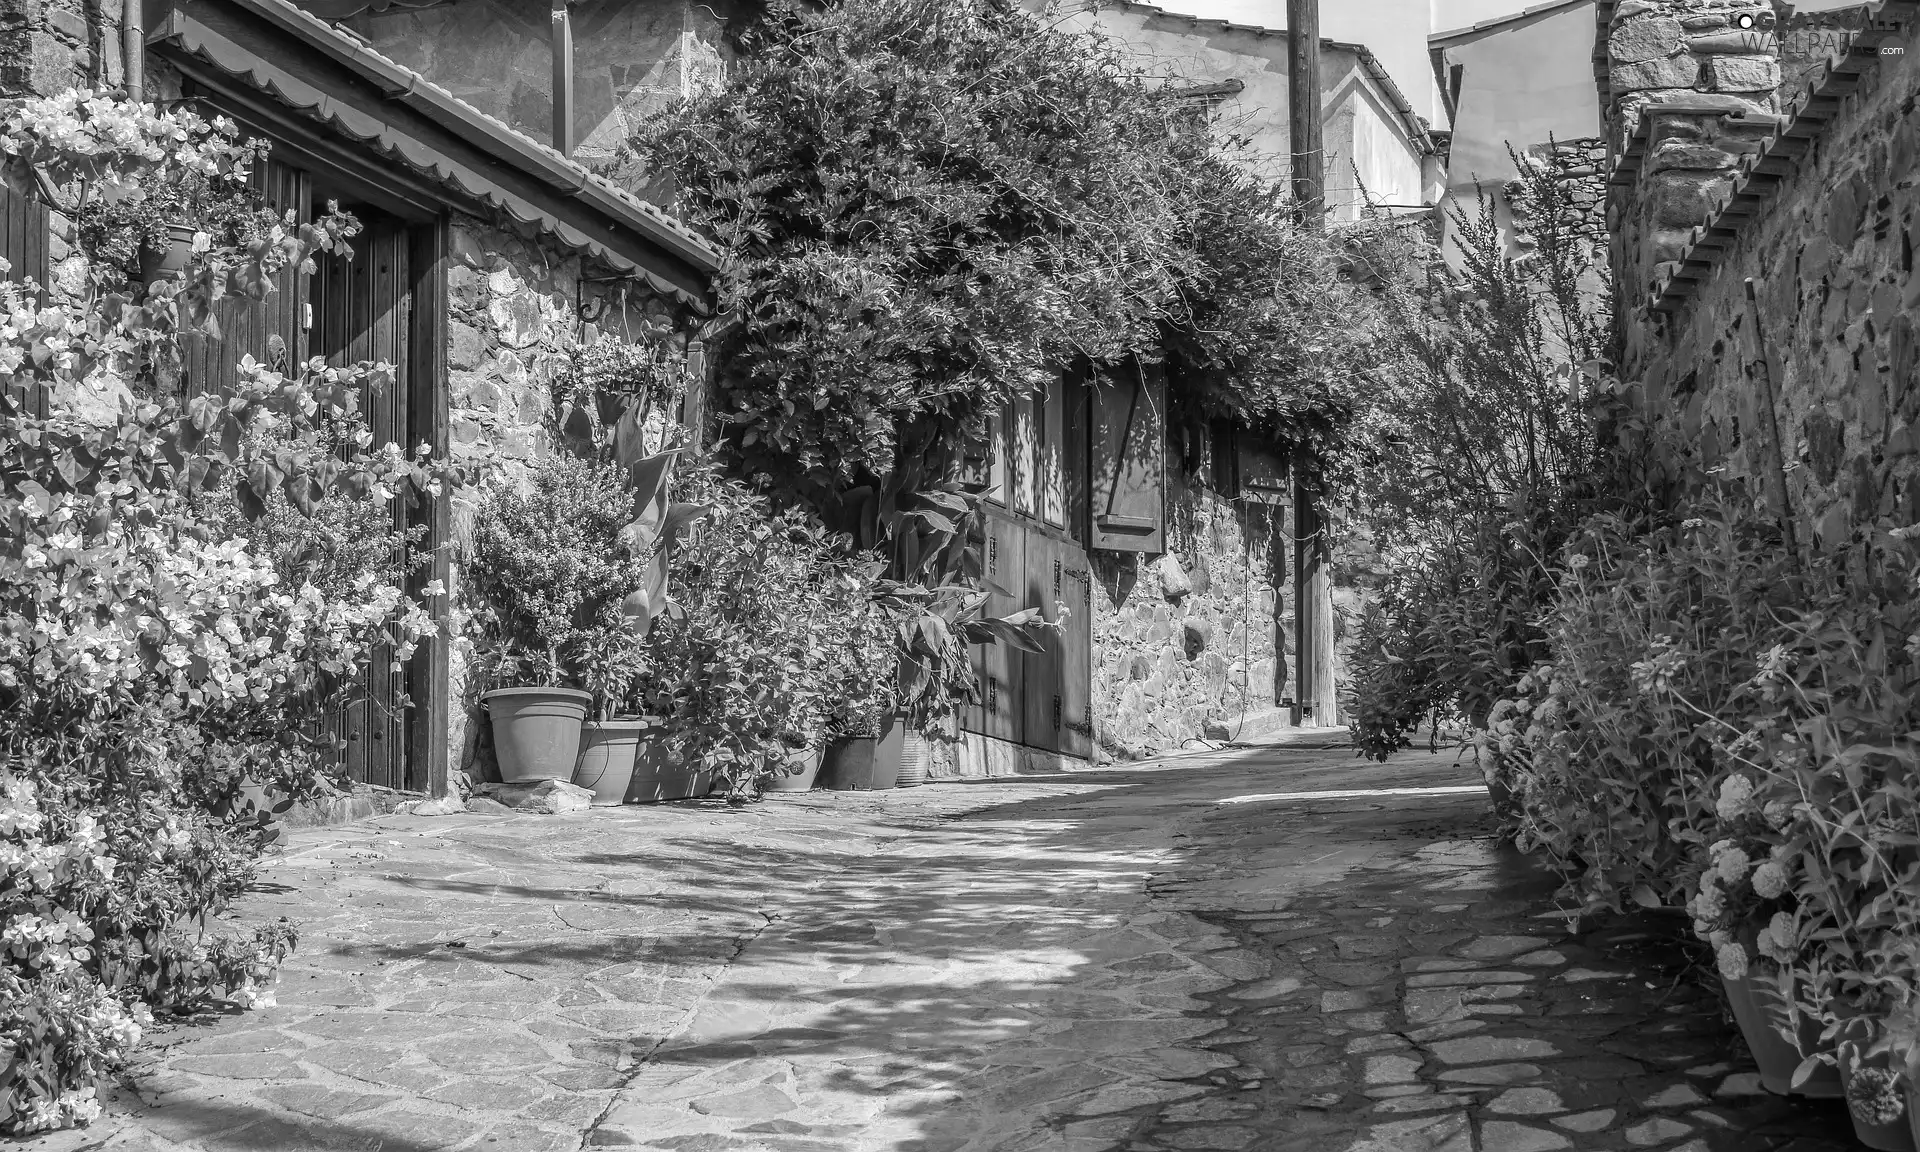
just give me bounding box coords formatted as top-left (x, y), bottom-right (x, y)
top-left (1090, 361), bottom-right (1165, 552)
top-left (0, 179), bottom-right (48, 417)
top-left (1237, 432), bottom-right (1290, 504)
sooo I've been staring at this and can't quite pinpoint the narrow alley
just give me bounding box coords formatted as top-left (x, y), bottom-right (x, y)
top-left (22, 735), bottom-right (1850, 1152)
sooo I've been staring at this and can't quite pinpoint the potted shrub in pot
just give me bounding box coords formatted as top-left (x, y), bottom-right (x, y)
top-left (1687, 775), bottom-right (1843, 1099)
top-left (466, 443), bottom-right (696, 784)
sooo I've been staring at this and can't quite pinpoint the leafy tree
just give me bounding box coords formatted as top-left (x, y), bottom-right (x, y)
top-left (625, 0), bottom-right (1395, 506)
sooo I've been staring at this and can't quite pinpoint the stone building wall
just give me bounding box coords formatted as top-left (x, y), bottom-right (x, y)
top-left (1607, 2), bottom-right (1920, 551)
top-left (442, 211), bottom-right (701, 785)
top-left (0, 0), bottom-right (118, 99)
top-left (1089, 469), bottom-right (1288, 759)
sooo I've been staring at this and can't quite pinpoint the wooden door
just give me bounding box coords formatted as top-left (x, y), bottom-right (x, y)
top-left (180, 162), bottom-right (311, 397)
top-left (976, 511), bottom-right (1025, 744)
top-left (310, 216), bottom-right (413, 791)
top-left (0, 181), bottom-right (48, 417)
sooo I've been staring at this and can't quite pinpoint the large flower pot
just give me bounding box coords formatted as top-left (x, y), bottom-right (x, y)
top-left (765, 747), bottom-right (824, 793)
top-left (1723, 971), bottom-right (1840, 1097)
top-left (896, 724), bottom-right (929, 788)
top-left (573, 718), bottom-right (654, 806)
top-left (1909, 1079), bottom-right (1920, 1151)
top-left (484, 687), bottom-right (591, 783)
top-left (622, 736), bottom-right (714, 804)
top-left (821, 720), bottom-right (902, 792)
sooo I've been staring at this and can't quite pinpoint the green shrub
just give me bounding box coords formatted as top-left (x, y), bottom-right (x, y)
top-left (463, 454), bottom-right (647, 715)
top-left (1494, 489), bottom-right (1920, 1075)
top-left (652, 463), bottom-right (887, 798)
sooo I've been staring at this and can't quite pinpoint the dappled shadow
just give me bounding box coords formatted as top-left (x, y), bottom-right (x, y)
top-left (80, 741), bottom-right (1506, 1151)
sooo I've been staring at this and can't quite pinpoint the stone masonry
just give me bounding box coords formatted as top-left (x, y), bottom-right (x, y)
top-left (1091, 446), bottom-right (1288, 757)
top-left (1608, 0), bottom-right (1920, 550)
top-left (0, 0), bottom-right (118, 101)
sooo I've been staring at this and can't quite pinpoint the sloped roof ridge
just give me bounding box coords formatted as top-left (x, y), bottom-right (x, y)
top-left (1429, 0), bottom-right (1592, 47)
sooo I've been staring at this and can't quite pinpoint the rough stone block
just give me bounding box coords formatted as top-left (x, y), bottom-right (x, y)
top-left (1688, 30), bottom-right (1774, 54)
top-left (1612, 55), bottom-right (1701, 92)
top-left (450, 320), bottom-right (486, 371)
top-left (480, 779), bottom-right (594, 814)
top-left (1608, 15), bottom-right (1683, 64)
top-left (1707, 54), bottom-right (1779, 93)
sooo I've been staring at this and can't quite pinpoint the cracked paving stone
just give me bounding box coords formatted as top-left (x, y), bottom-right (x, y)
top-left (1486, 1087), bottom-right (1563, 1115)
top-left (1480, 1121), bottom-right (1573, 1152)
top-left (1550, 1108), bottom-right (1615, 1132)
top-left (1454, 936), bottom-right (1550, 960)
top-left (1372, 1094), bottom-right (1467, 1114)
top-left (1362, 1055), bottom-right (1425, 1085)
top-left (1641, 1083), bottom-right (1708, 1108)
top-left (1435, 1062), bottom-right (1541, 1085)
top-left (1714, 1072), bottom-right (1766, 1097)
top-left (1160, 1125), bottom-right (1259, 1149)
top-left (1624, 1117), bottom-right (1694, 1145)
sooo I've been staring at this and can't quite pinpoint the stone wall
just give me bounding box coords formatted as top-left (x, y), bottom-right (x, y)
top-left (0, 0), bottom-right (116, 99)
top-left (443, 212), bottom-right (700, 784)
top-left (1604, 0), bottom-right (1779, 156)
top-left (1507, 136), bottom-right (1608, 260)
top-left (1088, 444), bottom-right (1288, 759)
top-left (1607, 2), bottom-right (1920, 552)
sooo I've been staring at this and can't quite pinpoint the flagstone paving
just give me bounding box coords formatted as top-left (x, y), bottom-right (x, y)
top-left (28, 735), bottom-right (1864, 1151)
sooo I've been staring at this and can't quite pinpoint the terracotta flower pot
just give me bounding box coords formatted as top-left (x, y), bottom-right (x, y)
top-left (765, 746), bottom-right (823, 793)
top-left (1723, 970), bottom-right (1840, 1098)
top-left (572, 718), bottom-right (654, 806)
top-left (483, 687), bottom-right (591, 783)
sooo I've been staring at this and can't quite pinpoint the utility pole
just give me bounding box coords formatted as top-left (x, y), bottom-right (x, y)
top-left (1287, 0), bottom-right (1336, 727)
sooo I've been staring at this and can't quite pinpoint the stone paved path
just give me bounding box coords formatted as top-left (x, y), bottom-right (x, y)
top-left (31, 735), bottom-right (1860, 1151)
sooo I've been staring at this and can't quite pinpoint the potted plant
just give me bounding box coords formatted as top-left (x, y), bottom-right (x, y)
top-left (1687, 775), bottom-right (1843, 1099)
top-left (651, 464), bottom-right (848, 803)
top-left (820, 697), bottom-right (902, 792)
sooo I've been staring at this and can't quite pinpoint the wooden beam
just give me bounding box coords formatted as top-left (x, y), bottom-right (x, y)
top-left (551, 0), bottom-right (573, 156)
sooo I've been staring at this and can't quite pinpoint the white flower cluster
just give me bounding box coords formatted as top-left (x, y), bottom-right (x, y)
top-left (0, 489), bottom-right (435, 711)
top-left (2, 90), bottom-right (256, 187)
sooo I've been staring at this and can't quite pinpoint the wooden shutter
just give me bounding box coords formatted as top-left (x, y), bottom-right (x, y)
top-left (1090, 360), bottom-right (1165, 552)
top-left (0, 180), bottom-right (49, 417)
top-left (1237, 432), bottom-right (1290, 503)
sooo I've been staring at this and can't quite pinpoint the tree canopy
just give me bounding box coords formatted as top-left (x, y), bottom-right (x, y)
top-left (626, 0), bottom-right (1399, 501)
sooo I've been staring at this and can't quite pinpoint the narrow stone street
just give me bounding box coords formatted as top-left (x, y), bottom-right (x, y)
top-left (36, 735), bottom-right (1857, 1152)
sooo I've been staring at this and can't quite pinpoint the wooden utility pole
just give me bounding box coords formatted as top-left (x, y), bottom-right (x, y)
top-left (1288, 0), bottom-right (1336, 727)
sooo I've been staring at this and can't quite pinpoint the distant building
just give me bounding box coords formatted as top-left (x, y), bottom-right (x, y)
top-left (1428, 0), bottom-right (1604, 246)
top-left (1042, 0), bottom-right (1446, 220)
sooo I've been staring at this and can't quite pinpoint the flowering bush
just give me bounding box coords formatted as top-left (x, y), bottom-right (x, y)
top-left (1490, 486), bottom-right (1920, 1089)
top-left (0, 92), bottom-right (452, 1133)
top-left (652, 463), bottom-right (884, 798)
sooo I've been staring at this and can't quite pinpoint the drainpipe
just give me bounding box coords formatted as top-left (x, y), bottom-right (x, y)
top-left (123, 0), bottom-right (143, 102)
